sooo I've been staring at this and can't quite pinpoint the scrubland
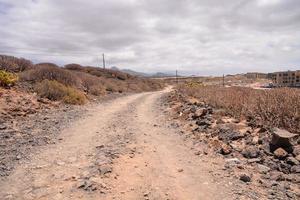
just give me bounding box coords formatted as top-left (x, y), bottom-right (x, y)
top-left (0, 55), bottom-right (164, 104)
top-left (177, 84), bottom-right (300, 134)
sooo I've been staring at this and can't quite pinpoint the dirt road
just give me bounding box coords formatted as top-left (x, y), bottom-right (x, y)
top-left (0, 88), bottom-right (234, 200)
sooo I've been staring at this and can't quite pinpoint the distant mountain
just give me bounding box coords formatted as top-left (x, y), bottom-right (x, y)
top-left (150, 72), bottom-right (175, 77)
top-left (121, 69), bottom-right (149, 77)
top-left (109, 67), bottom-right (174, 77)
top-left (110, 66), bottom-right (147, 77)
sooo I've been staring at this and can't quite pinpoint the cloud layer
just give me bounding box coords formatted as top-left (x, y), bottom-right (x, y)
top-left (0, 0), bottom-right (299, 75)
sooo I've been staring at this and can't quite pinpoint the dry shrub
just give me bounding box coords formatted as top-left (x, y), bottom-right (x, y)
top-left (62, 89), bottom-right (86, 105)
top-left (88, 85), bottom-right (106, 96)
top-left (35, 80), bottom-right (86, 105)
top-left (64, 63), bottom-right (164, 92)
top-left (0, 55), bottom-right (33, 72)
top-left (64, 63), bottom-right (84, 71)
top-left (0, 70), bottom-right (18, 87)
top-left (178, 85), bottom-right (300, 134)
top-left (82, 66), bottom-right (132, 80)
top-left (74, 72), bottom-right (106, 96)
top-left (0, 54), bottom-right (164, 98)
top-left (20, 63), bottom-right (80, 87)
top-left (104, 79), bottom-right (124, 92)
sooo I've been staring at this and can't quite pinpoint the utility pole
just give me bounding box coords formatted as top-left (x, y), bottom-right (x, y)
top-left (102, 53), bottom-right (106, 69)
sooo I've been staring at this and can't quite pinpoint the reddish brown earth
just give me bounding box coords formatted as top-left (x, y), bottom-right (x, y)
top-left (0, 87), bottom-right (298, 199)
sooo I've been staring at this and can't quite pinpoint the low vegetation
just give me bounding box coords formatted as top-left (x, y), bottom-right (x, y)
top-left (0, 54), bottom-right (164, 104)
top-left (35, 80), bottom-right (86, 105)
top-left (20, 63), bottom-right (81, 87)
top-left (0, 55), bottom-right (33, 72)
top-left (177, 84), bottom-right (300, 134)
top-left (0, 70), bottom-right (18, 87)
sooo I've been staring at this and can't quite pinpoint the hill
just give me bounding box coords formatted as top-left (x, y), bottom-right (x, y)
top-left (0, 55), bottom-right (164, 105)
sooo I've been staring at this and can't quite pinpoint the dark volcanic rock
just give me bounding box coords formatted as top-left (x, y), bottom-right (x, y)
top-left (218, 129), bottom-right (244, 142)
top-left (270, 128), bottom-right (296, 153)
top-left (196, 119), bottom-right (211, 127)
top-left (240, 174), bottom-right (251, 182)
top-left (242, 146), bottom-right (260, 158)
top-left (278, 162), bottom-right (291, 174)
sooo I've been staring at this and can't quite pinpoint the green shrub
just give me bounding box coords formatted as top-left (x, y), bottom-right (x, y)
top-left (35, 80), bottom-right (86, 105)
top-left (0, 70), bottom-right (18, 87)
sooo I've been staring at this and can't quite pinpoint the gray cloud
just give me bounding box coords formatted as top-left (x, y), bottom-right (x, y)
top-left (0, 0), bottom-right (299, 75)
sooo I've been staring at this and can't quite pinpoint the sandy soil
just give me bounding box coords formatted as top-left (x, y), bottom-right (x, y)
top-left (0, 88), bottom-right (236, 200)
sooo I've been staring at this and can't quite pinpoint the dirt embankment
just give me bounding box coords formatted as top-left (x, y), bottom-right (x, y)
top-left (0, 87), bottom-right (125, 177)
top-left (166, 90), bottom-right (300, 199)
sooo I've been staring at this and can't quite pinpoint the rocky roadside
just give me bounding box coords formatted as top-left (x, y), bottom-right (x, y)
top-left (165, 91), bottom-right (300, 200)
top-left (0, 87), bottom-right (125, 178)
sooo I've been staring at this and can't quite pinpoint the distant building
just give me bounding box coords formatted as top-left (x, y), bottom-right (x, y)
top-left (271, 70), bottom-right (300, 87)
top-left (245, 72), bottom-right (268, 79)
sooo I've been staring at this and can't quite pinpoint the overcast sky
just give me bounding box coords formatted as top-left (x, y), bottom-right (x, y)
top-left (0, 0), bottom-right (299, 75)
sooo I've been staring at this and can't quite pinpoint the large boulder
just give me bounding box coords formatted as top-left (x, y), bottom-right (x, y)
top-left (270, 128), bottom-right (296, 153)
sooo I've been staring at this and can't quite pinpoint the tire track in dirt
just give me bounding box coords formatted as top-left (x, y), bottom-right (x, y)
top-left (0, 88), bottom-right (234, 200)
top-left (0, 92), bottom-right (151, 200)
top-left (103, 89), bottom-right (232, 200)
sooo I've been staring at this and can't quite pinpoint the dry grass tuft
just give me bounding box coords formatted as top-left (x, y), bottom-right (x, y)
top-left (177, 84), bottom-right (300, 134)
top-left (35, 80), bottom-right (86, 105)
top-left (74, 72), bottom-right (106, 95)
